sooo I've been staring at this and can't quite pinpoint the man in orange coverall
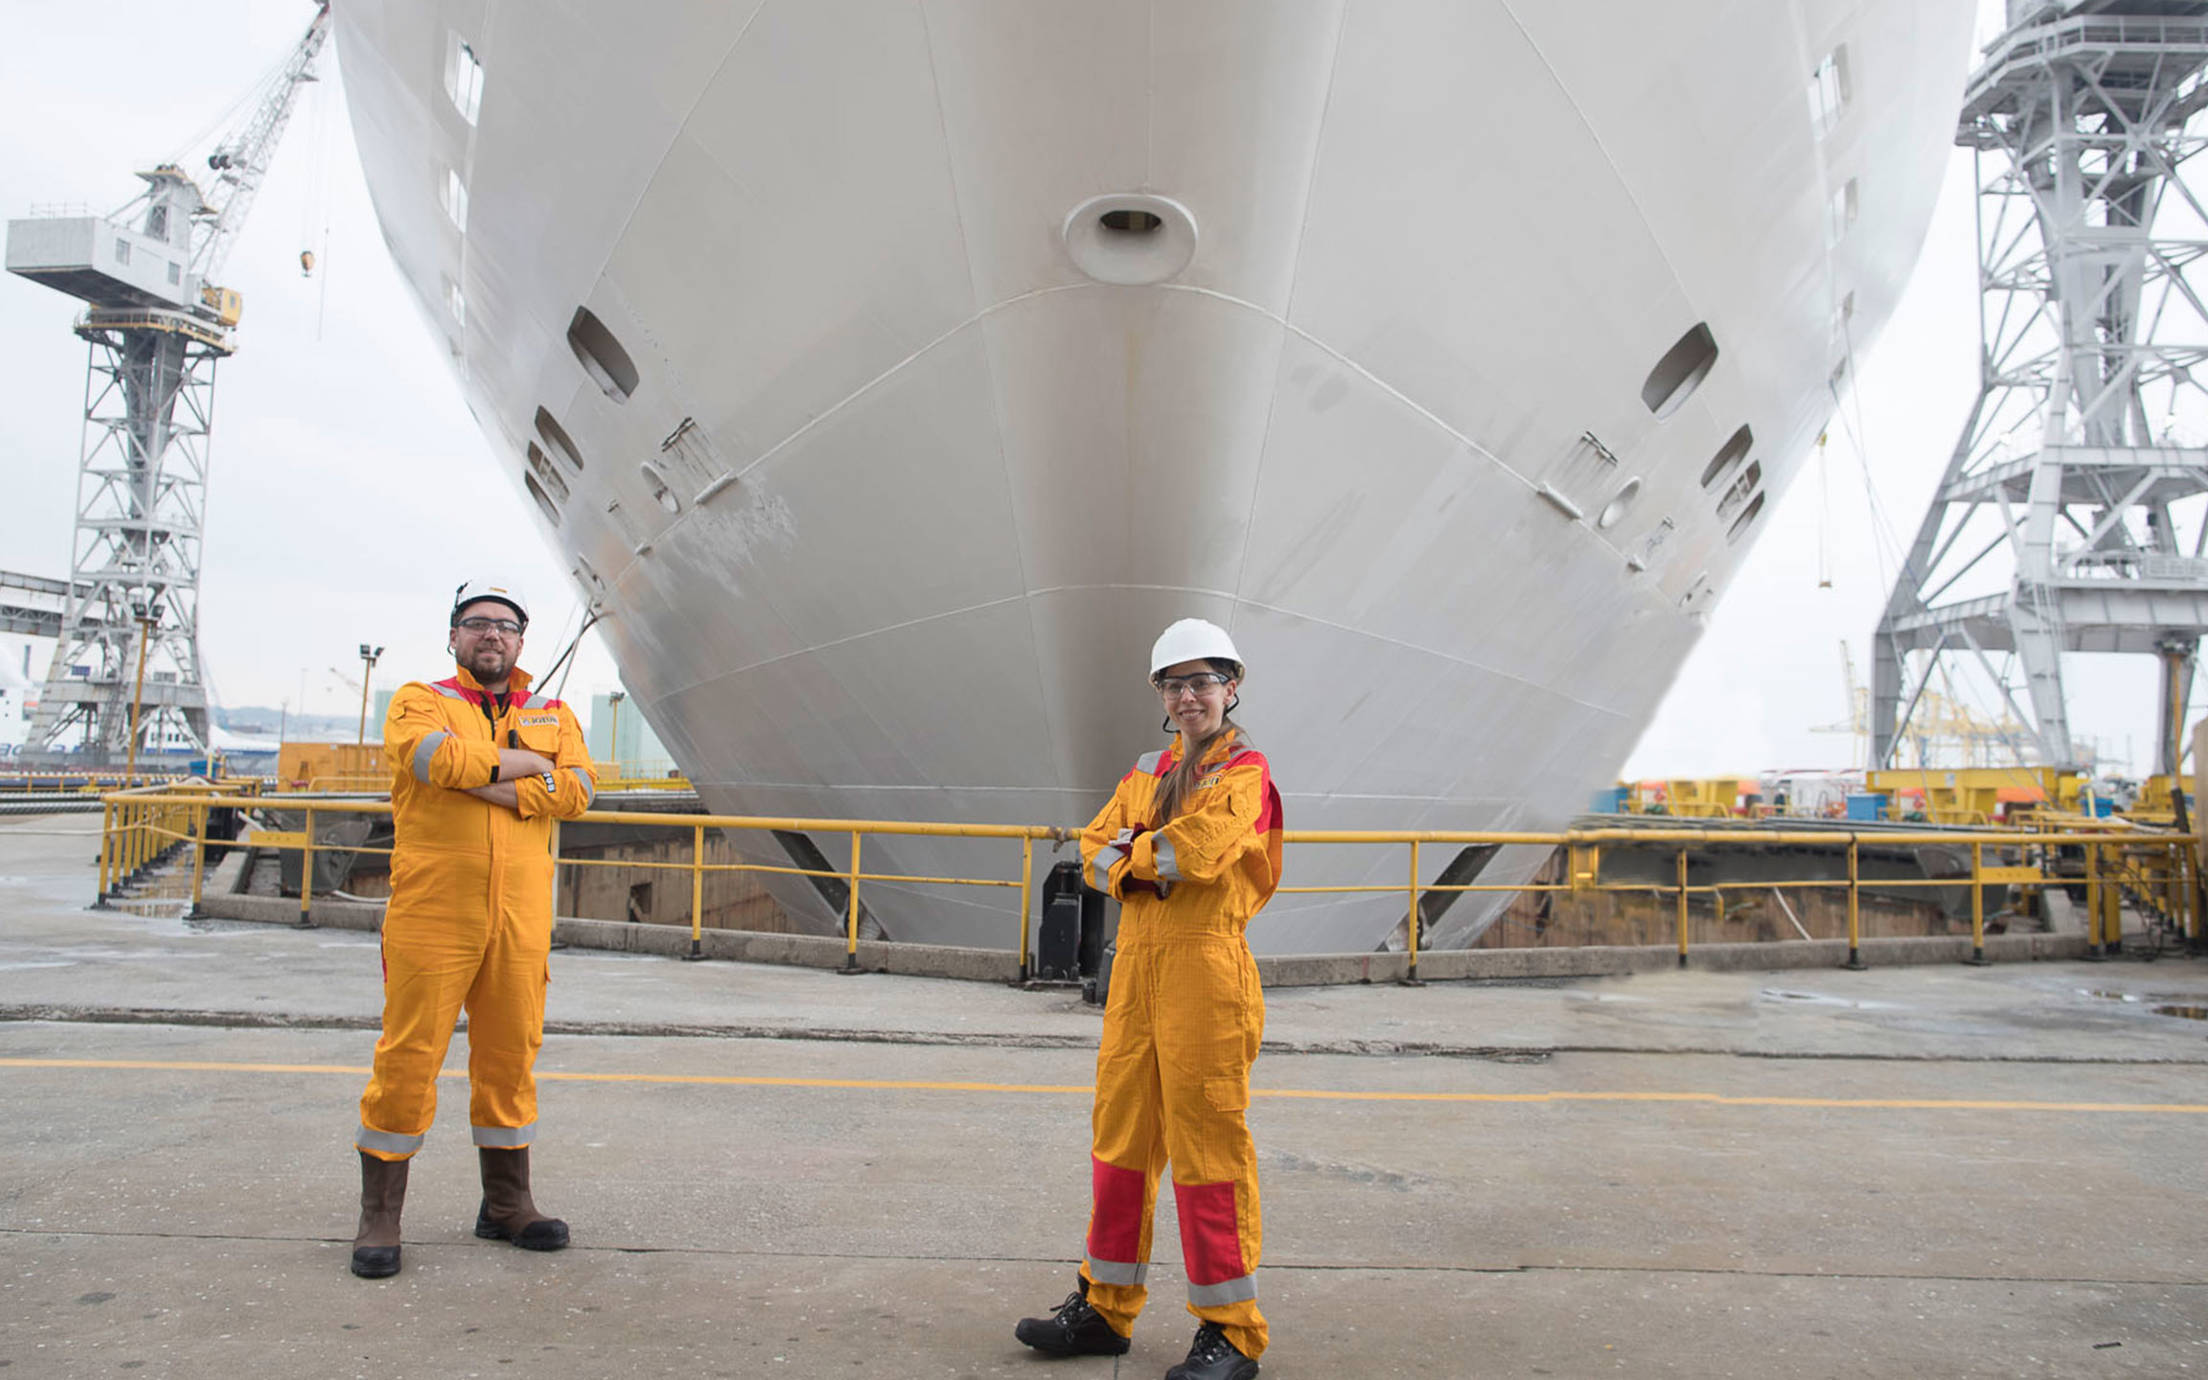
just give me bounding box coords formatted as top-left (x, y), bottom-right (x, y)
top-left (1017, 618), bottom-right (1283, 1380)
top-left (348, 578), bottom-right (596, 1279)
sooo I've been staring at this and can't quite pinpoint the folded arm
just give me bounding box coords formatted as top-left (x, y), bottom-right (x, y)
top-left (387, 688), bottom-right (500, 790)
top-left (509, 708), bottom-right (597, 820)
top-left (1127, 759), bottom-right (1266, 886)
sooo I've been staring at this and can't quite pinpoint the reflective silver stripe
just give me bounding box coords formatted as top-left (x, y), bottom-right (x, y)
top-left (1085, 1257), bottom-right (1148, 1287)
top-left (1135, 750), bottom-right (1166, 775)
top-left (472, 1122), bottom-right (536, 1148)
top-left (429, 682), bottom-right (466, 699)
top-left (1154, 835), bottom-right (1182, 882)
top-left (568, 767), bottom-right (594, 805)
top-left (411, 730), bottom-right (450, 783)
top-left (356, 1125), bottom-right (424, 1156)
top-left (1091, 845), bottom-right (1126, 893)
top-left (1187, 1273), bottom-right (1258, 1307)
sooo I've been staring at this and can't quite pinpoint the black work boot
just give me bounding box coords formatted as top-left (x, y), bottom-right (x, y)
top-left (1164, 1321), bottom-right (1259, 1380)
top-left (1014, 1277), bottom-right (1131, 1356)
top-left (473, 1146), bottom-right (570, 1250)
top-left (350, 1150), bottom-right (408, 1279)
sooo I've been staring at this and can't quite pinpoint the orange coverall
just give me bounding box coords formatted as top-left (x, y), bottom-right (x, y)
top-left (1077, 728), bottom-right (1284, 1360)
top-left (356, 665), bottom-right (595, 1161)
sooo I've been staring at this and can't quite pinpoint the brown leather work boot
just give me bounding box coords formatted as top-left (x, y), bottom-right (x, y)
top-left (350, 1150), bottom-right (408, 1278)
top-left (473, 1146), bottom-right (569, 1251)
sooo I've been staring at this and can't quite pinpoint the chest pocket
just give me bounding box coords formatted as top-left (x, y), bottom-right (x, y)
top-left (512, 720), bottom-right (561, 754)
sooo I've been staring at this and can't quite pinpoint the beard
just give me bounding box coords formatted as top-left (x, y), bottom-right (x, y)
top-left (462, 644), bottom-right (514, 682)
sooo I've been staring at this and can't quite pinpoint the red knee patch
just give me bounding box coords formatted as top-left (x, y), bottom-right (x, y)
top-left (1088, 1156), bottom-right (1145, 1264)
top-left (1173, 1179), bottom-right (1246, 1286)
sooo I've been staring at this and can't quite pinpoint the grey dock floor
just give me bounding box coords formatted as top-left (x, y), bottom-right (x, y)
top-left (2, 816), bottom-right (2206, 1378)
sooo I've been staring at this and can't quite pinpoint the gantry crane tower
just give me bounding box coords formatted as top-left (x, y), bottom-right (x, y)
top-left (1873, 0), bottom-right (2208, 778)
top-left (2, 3), bottom-right (330, 763)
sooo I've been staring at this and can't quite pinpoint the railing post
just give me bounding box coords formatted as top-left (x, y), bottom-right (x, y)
top-left (687, 823), bottom-right (706, 961)
top-left (1675, 847), bottom-right (1690, 968)
top-left (1016, 835), bottom-right (1034, 984)
top-left (95, 801), bottom-right (114, 907)
top-left (1402, 839), bottom-right (1424, 986)
top-left (296, 805), bottom-right (316, 928)
top-left (842, 830), bottom-right (862, 973)
top-left (1966, 841), bottom-right (1990, 966)
top-left (2187, 839), bottom-right (2204, 950)
top-left (188, 799), bottom-right (209, 919)
top-left (2085, 841), bottom-right (2106, 961)
top-left (1842, 837), bottom-right (1867, 970)
top-left (2104, 842), bottom-right (2124, 956)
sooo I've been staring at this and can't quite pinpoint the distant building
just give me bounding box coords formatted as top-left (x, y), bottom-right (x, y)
top-left (586, 690), bottom-right (673, 779)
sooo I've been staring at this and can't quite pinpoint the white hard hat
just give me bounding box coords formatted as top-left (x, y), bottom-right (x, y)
top-left (1150, 618), bottom-right (1244, 679)
top-left (451, 577), bottom-right (530, 627)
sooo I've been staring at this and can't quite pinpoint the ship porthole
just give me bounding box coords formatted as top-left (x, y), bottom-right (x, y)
top-left (524, 472), bottom-right (561, 526)
top-left (640, 461), bottom-right (681, 514)
top-left (1726, 491), bottom-right (1766, 543)
top-left (1597, 477), bottom-right (1642, 530)
top-left (536, 407), bottom-right (585, 471)
top-left (1063, 193), bottom-right (1197, 286)
top-left (1099, 208), bottom-right (1163, 234)
top-left (568, 305), bottom-right (640, 402)
top-left (1700, 424), bottom-right (1751, 488)
top-left (1641, 322), bottom-right (1718, 419)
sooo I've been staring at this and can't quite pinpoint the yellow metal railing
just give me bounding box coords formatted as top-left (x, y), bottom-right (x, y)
top-left (93, 791), bottom-right (2205, 979)
top-left (1270, 825), bottom-right (2201, 977)
top-left (97, 790), bottom-right (1057, 976)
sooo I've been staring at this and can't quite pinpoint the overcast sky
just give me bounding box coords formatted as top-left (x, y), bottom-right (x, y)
top-left (0, 1), bottom-right (2187, 777)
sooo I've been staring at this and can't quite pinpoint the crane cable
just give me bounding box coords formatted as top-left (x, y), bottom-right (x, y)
top-left (1816, 430), bottom-right (1833, 589)
top-left (541, 610), bottom-right (605, 703)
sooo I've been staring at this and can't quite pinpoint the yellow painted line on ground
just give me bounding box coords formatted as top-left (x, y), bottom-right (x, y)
top-left (1, 1056), bottom-right (2204, 1115)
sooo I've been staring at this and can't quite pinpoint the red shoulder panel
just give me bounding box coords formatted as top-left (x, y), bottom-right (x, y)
top-left (434, 676), bottom-right (486, 707)
top-left (1224, 749), bottom-right (1281, 834)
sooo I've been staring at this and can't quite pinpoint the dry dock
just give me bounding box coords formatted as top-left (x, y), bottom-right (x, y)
top-left (2, 814), bottom-right (2206, 1377)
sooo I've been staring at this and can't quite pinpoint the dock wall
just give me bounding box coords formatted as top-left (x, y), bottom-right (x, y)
top-left (190, 893), bottom-right (2091, 986)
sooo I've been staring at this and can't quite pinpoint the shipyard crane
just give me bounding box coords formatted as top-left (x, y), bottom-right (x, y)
top-left (1, 3), bottom-right (332, 764)
top-left (1873, 1), bottom-right (2208, 779)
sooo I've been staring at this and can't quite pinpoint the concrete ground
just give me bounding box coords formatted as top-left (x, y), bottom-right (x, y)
top-left (3, 815), bottom-right (2207, 1377)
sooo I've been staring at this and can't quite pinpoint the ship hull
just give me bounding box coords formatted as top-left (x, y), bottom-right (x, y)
top-left (337, 0), bottom-right (1976, 951)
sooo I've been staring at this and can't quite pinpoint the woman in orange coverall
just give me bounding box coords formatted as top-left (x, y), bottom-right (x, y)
top-left (348, 578), bottom-right (596, 1280)
top-left (1016, 618), bottom-right (1283, 1380)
